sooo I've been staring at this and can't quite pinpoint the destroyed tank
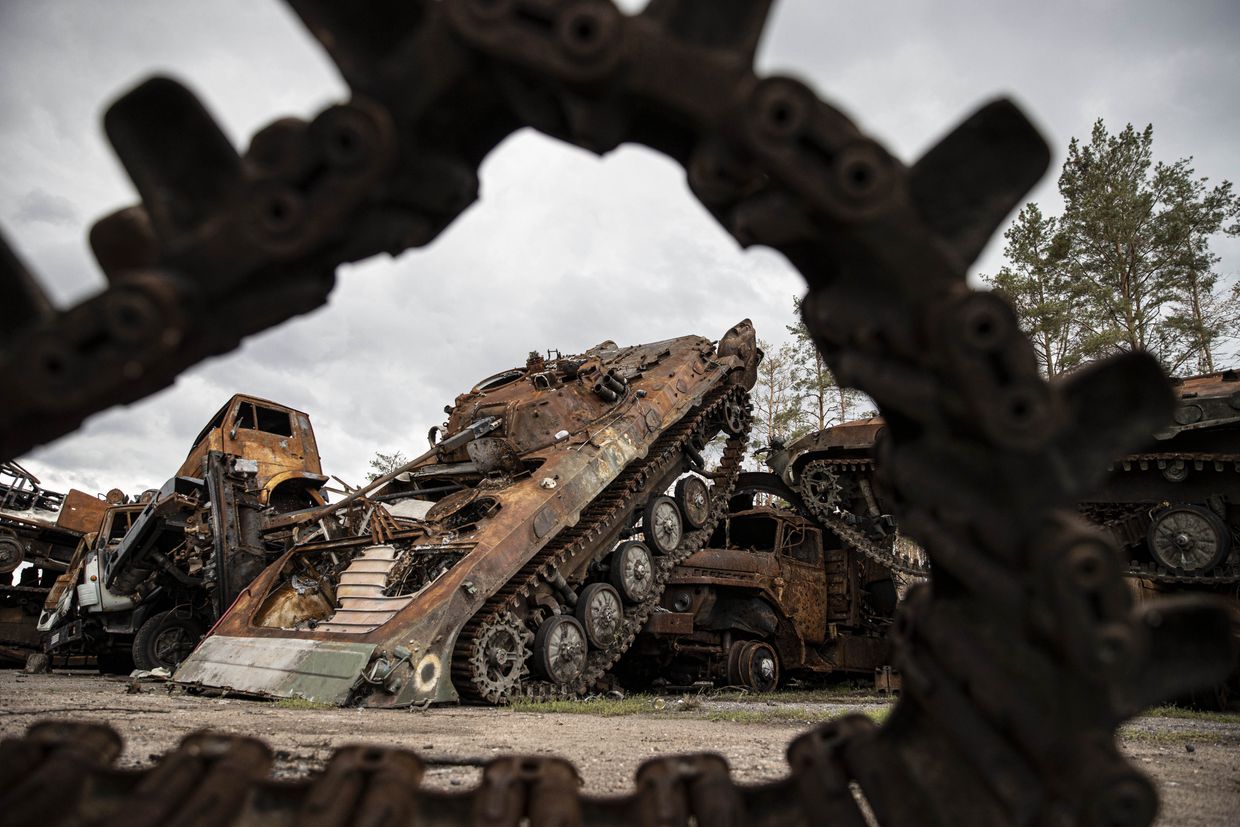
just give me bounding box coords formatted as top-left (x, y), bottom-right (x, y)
top-left (174, 322), bottom-right (760, 706)
top-left (772, 369), bottom-right (1240, 586)
top-left (763, 419), bottom-right (932, 578)
top-left (1079, 369), bottom-right (1239, 583)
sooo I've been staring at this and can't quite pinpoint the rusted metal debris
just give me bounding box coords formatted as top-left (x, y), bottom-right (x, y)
top-left (765, 367), bottom-right (1240, 701)
top-left (620, 501), bottom-right (896, 691)
top-left (38, 394), bottom-right (327, 672)
top-left (1, 1), bottom-right (1237, 824)
top-left (175, 323), bottom-right (760, 706)
top-left (1, 461), bottom-right (115, 663)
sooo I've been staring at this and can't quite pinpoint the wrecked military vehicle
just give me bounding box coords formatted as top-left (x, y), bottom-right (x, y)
top-left (38, 395), bottom-right (327, 672)
top-left (619, 495), bottom-right (899, 692)
top-left (771, 369), bottom-right (1240, 702)
top-left (1, 461), bottom-right (114, 664)
top-left (763, 419), bottom-right (931, 579)
top-left (773, 369), bottom-right (1240, 586)
top-left (1079, 370), bottom-right (1239, 583)
top-left (174, 323), bottom-right (760, 706)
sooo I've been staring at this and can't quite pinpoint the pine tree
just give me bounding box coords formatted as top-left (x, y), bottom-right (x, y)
top-left (984, 204), bottom-right (1083, 379)
top-left (1056, 120), bottom-right (1239, 373)
top-left (749, 338), bottom-right (802, 466)
top-left (787, 298), bottom-right (865, 427)
top-left (989, 120), bottom-right (1239, 377)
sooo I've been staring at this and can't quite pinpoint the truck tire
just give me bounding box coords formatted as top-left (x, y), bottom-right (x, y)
top-left (132, 611), bottom-right (204, 672)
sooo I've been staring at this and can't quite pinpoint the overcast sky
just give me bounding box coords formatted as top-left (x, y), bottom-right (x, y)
top-left (2, 0), bottom-right (1238, 498)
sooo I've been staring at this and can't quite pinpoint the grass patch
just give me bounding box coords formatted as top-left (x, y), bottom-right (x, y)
top-left (506, 695), bottom-right (889, 725)
top-left (507, 696), bottom-right (664, 716)
top-left (1139, 705), bottom-right (1240, 724)
top-left (706, 687), bottom-right (892, 704)
top-left (274, 696), bottom-right (336, 710)
top-left (704, 707), bottom-right (890, 726)
top-left (1118, 726), bottom-right (1222, 746)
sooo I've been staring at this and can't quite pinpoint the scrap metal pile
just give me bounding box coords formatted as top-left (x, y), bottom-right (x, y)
top-left (175, 323), bottom-right (759, 706)
top-left (36, 395), bottom-right (329, 673)
top-left (2, 1), bottom-right (1237, 825)
top-left (0, 461), bottom-right (116, 663)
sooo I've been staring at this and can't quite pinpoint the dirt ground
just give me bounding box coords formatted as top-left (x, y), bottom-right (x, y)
top-left (3, 670), bottom-right (1238, 825)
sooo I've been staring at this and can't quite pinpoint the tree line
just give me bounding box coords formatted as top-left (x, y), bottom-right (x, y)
top-left (746, 299), bottom-right (874, 465)
top-left (984, 120), bottom-right (1239, 379)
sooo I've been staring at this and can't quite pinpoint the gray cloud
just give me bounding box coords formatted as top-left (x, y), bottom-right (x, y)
top-left (4, 0), bottom-right (1238, 495)
top-left (12, 187), bottom-right (77, 226)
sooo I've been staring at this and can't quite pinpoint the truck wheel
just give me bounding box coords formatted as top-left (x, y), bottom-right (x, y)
top-left (642, 495), bottom-right (683, 554)
top-left (727, 640), bottom-right (780, 693)
top-left (132, 611), bottom-right (204, 672)
top-left (609, 541), bottom-right (654, 603)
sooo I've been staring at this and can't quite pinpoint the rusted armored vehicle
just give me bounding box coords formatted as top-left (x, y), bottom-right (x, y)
top-left (620, 498), bottom-right (898, 692)
top-left (1, 461), bottom-right (115, 663)
top-left (1079, 370), bottom-right (1239, 582)
top-left (764, 419), bottom-right (930, 578)
top-left (773, 369), bottom-right (1240, 702)
top-left (772, 369), bottom-right (1240, 585)
top-left (174, 323), bottom-right (759, 706)
top-left (37, 395), bottom-right (327, 671)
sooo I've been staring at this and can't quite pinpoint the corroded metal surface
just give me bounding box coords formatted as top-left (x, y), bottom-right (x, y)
top-left (0, 462), bottom-right (112, 662)
top-left (176, 326), bottom-right (758, 706)
top-left (0, 1), bottom-right (1236, 823)
top-left (622, 504), bottom-right (896, 689)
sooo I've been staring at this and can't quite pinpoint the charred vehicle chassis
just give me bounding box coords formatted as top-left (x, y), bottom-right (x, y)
top-left (1, 2), bottom-right (1237, 826)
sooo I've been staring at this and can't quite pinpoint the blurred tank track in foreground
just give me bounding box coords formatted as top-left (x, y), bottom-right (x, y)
top-left (1, 1), bottom-right (1236, 825)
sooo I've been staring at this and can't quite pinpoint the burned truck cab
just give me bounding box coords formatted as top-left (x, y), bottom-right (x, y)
top-left (177, 394), bottom-right (327, 511)
top-left (622, 504), bottom-right (896, 691)
top-left (37, 502), bottom-right (147, 672)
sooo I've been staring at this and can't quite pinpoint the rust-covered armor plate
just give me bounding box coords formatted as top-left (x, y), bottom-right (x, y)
top-left (174, 322), bottom-right (759, 705)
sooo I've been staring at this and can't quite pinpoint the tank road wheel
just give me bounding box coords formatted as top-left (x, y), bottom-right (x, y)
top-left (533, 615), bottom-right (588, 686)
top-left (727, 640), bottom-right (780, 693)
top-left (609, 541), bottom-right (655, 603)
top-left (675, 476), bottom-right (711, 530)
top-left (575, 583), bottom-right (624, 650)
top-left (643, 495), bottom-right (683, 555)
top-left (1147, 505), bottom-right (1231, 575)
top-left (469, 613), bottom-right (532, 703)
top-left (132, 611), bottom-right (204, 672)
top-left (719, 395), bottom-right (747, 436)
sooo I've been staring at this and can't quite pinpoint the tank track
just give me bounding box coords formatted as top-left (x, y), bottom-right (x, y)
top-left (795, 458), bottom-right (932, 577)
top-left (1081, 450), bottom-right (1240, 585)
top-left (452, 384), bottom-right (752, 703)
top-left (817, 510), bottom-right (932, 578)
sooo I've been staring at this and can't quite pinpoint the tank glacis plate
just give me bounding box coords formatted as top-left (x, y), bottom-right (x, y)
top-left (174, 322), bottom-right (759, 705)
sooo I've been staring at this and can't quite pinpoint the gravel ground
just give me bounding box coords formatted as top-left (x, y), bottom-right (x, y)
top-left (2, 670), bottom-right (1238, 824)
